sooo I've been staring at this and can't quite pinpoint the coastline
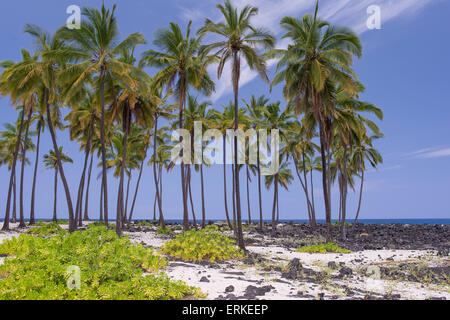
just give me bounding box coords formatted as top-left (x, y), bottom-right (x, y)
top-left (1, 221), bottom-right (448, 300)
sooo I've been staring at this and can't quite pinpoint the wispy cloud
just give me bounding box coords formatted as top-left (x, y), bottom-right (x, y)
top-left (405, 146), bottom-right (450, 159)
top-left (177, 0), bottom-right (436, 102)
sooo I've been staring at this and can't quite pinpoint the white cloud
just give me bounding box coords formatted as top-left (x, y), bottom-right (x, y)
top-left (415, 148), bottom-right (450, 159)
top-left (177, 0), bottom-right (436, 102)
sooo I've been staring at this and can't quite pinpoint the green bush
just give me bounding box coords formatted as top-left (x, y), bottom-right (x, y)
top-left (332, 221), bottom-right (352, 227)
top-left (137, 220), bottom-right (153, 227)
top-left (26, 222), bottom-right (67, 236)
top-left (160, 226), bottom-right (244, 263)
top-left (156, 226), bottom-right (175, 236)
top-left (0, 225), bottom-right (202, 300)
top-left (295, 243), bottom-right (352, 254)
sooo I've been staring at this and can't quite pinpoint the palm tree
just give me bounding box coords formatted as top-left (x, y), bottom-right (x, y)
top-left (139, 21), bottom-right (215, 231)
top-left (265, 160), bottom-right (294, 234)
top-left (58, 4), bottom-right (146, 229)
top-left (6, 24), bottom-right (78, 231)
top-left (65, 92), bottom-right (99, 226)
top-left (199, 0), bottom-right (275, 250)
top-left (43, 147), bottom-right (73, 222)
top-left (0, 117), bottom-right (34, 226)
top-left (269, 2), bottom-right (362, 241)
top-left (244, 95), bottom-right (269, 229)
top-left (263, 101), bottom-right (295, 234)
top-left (352, 135), bottom-right (382, 225)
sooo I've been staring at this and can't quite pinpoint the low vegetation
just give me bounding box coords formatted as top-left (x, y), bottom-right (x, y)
top-left (161, 226), bottom-right (245, 262)
top-left (26, 222), bottom-right (67, 236)
top-left (296, 243), bottom-right (352, 254)
top-left (0, 225), bottom-right (202, 300)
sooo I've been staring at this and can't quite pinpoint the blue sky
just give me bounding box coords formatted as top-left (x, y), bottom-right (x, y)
top-left (0, 0), bottom-right (449, 221)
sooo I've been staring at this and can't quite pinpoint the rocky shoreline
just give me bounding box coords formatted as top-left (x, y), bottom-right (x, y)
top-left (1, 221), bottom-right (449, 300)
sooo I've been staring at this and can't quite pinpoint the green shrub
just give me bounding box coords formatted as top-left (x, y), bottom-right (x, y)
top-left (26, 222), bottom-right (67, 236)
top-left (137, 220), bottom-right (153, 227)
top-left (332, 221), bottom-right (352, 227)
top-left (0, 225), bottom-right (202, 300)
top-left (295, 243), bottom-right (352, 254)
top-left (156, 226), bottom-right (174, 236)
top-left (161, 226), bottom-right (244, 263)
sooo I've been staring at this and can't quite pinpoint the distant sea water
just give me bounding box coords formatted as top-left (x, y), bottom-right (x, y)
top-left (1, 218), bottom-right (449, 225)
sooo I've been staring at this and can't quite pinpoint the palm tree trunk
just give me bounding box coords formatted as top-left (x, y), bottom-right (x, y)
top-left (179, 75), bottom-right (189, 232)
top-left (159, 165), bottom-right (164, 226)
top-left (12, 173), bottom-right (17, 224)
top-left (188, 166), bottom-right (197, 228)
top-left (128, 158), bottom-right (144, 223)
top-left (257, 132), bottom-right (263, 230)
top-left (276, 189), bottom-right (280, 224)
top-left (232, 51), bottom-right (245, 251)
top-left (124, 172), bottom-right (131, 224)
top-left (2, 107), bottom-right (25, 231)
top-left (100, 68), bottom-right (109, 227)
top-left (53, 168), bottom-right (58, 222)
top-left (153, 116), bottom-right (164, 228)
top-left (19, 106), bottom-right (33, 228)
top-left (75, 120), bottom-right (93, 227)
top-left (222, 135), bottom-right (232, 229)
top-left (116, 108), bottom-right (130, 235)
top-left (310, 169), bottom-right (316, 225)
top-left (317, 119), bottom-right (331, 241)
top-left (271, 174), bottom-right (278, 236)
top-left (200, 163), bottom-right (206, 228)
top-left (354, 169), bottom-right (365, 225)
top-left (341, 147), bottom-right (348, 239)
top-left (83, 153), bottom-right (93, 221)
top-left (100, 179), bottom-right (104, 222)
top-left (45, 91), bottom-right (75, 232)
top-left (246, 164), bottom-right (251, 225)
top-left (231, 164), bottom-right (237, 236)
top-left (30, 122), bottom-right (41, 225)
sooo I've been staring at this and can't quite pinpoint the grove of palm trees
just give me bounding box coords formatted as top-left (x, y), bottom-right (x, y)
top-left (0, 1), bottom-right (448, 303)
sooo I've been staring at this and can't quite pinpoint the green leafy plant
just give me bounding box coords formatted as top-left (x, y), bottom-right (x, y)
top-left (137, 220), bottom-right (153, 227)
top-left (332, 222), bottom-right (352, 227)
top-left (26, 222), bottom-right (67, 236)
top-left (156, 226), bottom-right (175, 236)
top-left (0, 225), bottom-right (202, 300)
top-left (296, 243), bottom-right (352, 254)
top-left (161, 226), bottom-right (244, 262)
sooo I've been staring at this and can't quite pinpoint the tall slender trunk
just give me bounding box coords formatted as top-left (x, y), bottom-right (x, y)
top-left (45, 91), bottom-right (75, 232)
top-left (84, 153), bottom-right (93, 221)
top-left (100, 68), bottom-right (109, 227)
top-left (128, 158), bottom-right (144, 223)
top-left (100, 179), bottom-right (104, 222)
top-left (294, 158), bottom-right (313, 225)
top-left (232, 50), bottom-right (245, 250)
top-left (257, 132), bottom-right (263, 230)
top-left (231, 163), bottom-right (237, 236)
top-left (19, 106), bottom-right (33, 228)
top-left (76, 120), bottom-right (93, 227)
top-left (116, 108), bottom-right (130, 235)
top-left (188, 166), bottom-right (197, 228)
top-left (271, 174), bottom-right (278, 236)
top-left (159, 165), bottom-right (164, 224)
top-left (30, 122), bottom-right (41, 225)
top-left (12, 173), bottom-right (17, 223)
top-left (124, 172), bottom-right (131, 224)
top-left (2, 107), bottom-right (25, 231)
top-left (200, 163), bottom-right (206, 228)
top-left (246, 164), bottom-right (251, 225)
top-left (222, 135), bottom-right (232, 229)
top-left (354, 168), bottom-right (365, 225)
top-left (53, 168), bottom-right (58, 222)
top-left (153, 116), bottom-right (164, 228)
top-left (179, 75), bottom-right (189, 231)
top-left (340, 147), bottom-right (348, 239)
top-left (153, 192), bottom-right (157, 222)
top-left (310, 169), bottom-right (316, 225)
top-left (276, 189), bottom-right (280, 224)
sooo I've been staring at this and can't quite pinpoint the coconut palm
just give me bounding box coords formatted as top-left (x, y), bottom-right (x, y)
top-left (0, 117), bottom-right (34, 226)
top-left (43, 147), bottom-right (73, 222)
top-left (57, 4), bottom-right (146, 229)
top-left (269, 2), bottom-right (362, 241)
top-left (244, 95), bottom-right (269, 229)
top-left (139, 21), bottom-right (215, 231)
top-left (265, 160), bottom-right (294, 233)
top-left (199, 0), bottom-right (275, 250)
